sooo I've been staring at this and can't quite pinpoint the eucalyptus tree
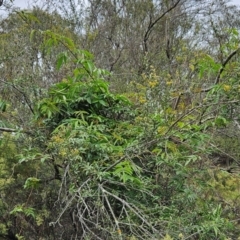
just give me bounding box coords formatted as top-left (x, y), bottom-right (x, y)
top-left (0, 7), bottom-right (78, 129)
top-left (35, 0), bottom-right (240, 92)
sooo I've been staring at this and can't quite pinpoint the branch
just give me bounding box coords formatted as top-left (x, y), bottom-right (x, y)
top-left (102, 191), bottom-right (123, 240)
top-left (99, 184), bottom-right (163, 237)
top-left (0, 127), bottom-right (17, 133)
top-left (166, 100), bottom-right (239, 135)
top-left (217, 48), bottom-right (239, 82)
top-left (0, 127), bottom-right (31, 134)
top-left (0, 79), bottom-right (34, 114)
top-left (175, 48), bottom-right (240, 104)
top-left (209, 142), bottom-right (240, 165)
top-left (202, 47), bottom-right (240, 92)
top-left (49, 178), bottom-right (91, 227)
top-left (104, 155), bottom-right (126, 172)
top-left (143, 0), bottom-right (182, 52)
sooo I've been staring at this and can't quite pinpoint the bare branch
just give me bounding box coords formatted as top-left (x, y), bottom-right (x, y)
top-left (49, 178), bottom-right (91, 227)
top-left (99, 184), bottom-right (163, 238)
top-left (102, 192), bottom-right (123, 240)
top-left (202, 47), bottom-right (240, 92)
top-left (0, 127), bottom-right (31, 134)
top-left (0, 127), bottom-right (17, 133)
top-left (143, 0), bottom-right (182, 52)
top-left (0, 79), bottom-right (34, 114)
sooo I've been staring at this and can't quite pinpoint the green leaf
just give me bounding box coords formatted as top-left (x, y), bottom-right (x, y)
top-left (62, 36), bottom-right (75, 49)
top-left (24, 177), bottom-right (41, 189)
top-left (177, 121), bottom-right (185, 128)
top-left (86, 97), bottom-right (92, 104)
top-left (56, 52), bottom-right (68, 70)
top-left (86, 61), bottom-right (93, 73)
top-left (215, 116), bottom-right (228, 127)
top-left (99, 100), bottom-right (108, 106)
top-left (0, 100), bottom-right (7, 112)
top-left (113, 160), bottom-right (141, 185)
top-left (24, 207), bottom-right (36, 219)
top-left (30, 29), bottom-right (36, 42)
top-left (10, 205), bottom-right (24, 215)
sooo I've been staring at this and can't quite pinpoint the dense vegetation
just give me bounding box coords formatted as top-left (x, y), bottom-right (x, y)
top-left (1, 0), bottom-right (240, 239)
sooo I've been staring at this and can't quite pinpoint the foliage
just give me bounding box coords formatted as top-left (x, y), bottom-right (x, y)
top-left (1, 1), bottom-right (240, 239)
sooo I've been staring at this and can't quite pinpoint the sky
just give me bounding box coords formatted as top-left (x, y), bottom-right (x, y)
top-left (13, 0), bottom-right (29, 9)
top-left (11, 0), bottom-right (240, 9)
top-left (230, 0), bottom-right (240, 6)
top-left (231, 0), bottom-right (240, 5)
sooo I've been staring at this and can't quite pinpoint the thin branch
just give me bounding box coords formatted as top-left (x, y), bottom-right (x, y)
top-left (166, 100), bottom-right (239, 135)
top-left (143, 0), bottom-right (182, 52)
top-left (215, 48), bottom-right (239, 84)
top-left (176, 47), bottom-right (240, 100)
top-left (0, 127), bottom-right (18, 133)
top-left (104, 155), bottom-right (126, 172)
top-left (234, 119), bottom-right (240, 130)
top-left (77, 216), bottom-right (104, 240)
top-left (49, 178), bottom-right (91, 227)
top-left (185, 231), bottom-right (200, 240)
top-left (202, 47), bottom-right (240, 92)
top-left (209, 142), bottom-right (240, 165)
top-left (103, 192), bottom-right (123, 240)
top-left (0, 127), bottom-right (31, 134)
top-left (0, 79), bottom-right (34, 114)
top-left (99, 184), bottom-right (163, 238)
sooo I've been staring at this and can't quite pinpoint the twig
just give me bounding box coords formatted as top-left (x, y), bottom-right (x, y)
top-left (209, 142), bottom-right (240, 165)
top-left (184, 231), bottom-right (200, 240)
top-left (104, 156), bottom-right (126, 172)
top-left (166, 100), bottom-right (239, 135)
top-left (99, 184), bottom-right (163, 238)
top-left (49, 178), bottom-right (91, 227)
top-left (102, 191), bottom-right (123, 240)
